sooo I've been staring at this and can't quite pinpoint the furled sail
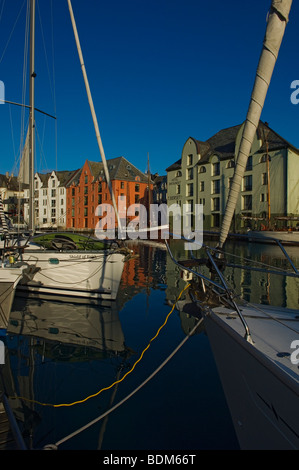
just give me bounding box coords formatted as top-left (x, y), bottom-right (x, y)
top-left (18, 129), bottom-right (30, 186)
top-left (218, 0), bottom-right (292, 248)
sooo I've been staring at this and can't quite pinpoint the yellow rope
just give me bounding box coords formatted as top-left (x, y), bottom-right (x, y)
top-left (9, 283), bottom-right (190, 408)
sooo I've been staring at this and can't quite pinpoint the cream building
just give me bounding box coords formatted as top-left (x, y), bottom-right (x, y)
top-left (166, 121), bottom-right (299, 232)
top-left (23, 170), bottom-right (78, 229)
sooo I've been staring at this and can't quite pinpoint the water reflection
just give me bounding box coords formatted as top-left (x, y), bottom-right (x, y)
top-left (1, 239), bottom-right (298, 449)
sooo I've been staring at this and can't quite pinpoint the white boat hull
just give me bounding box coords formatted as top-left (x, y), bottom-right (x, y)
top-left (17, 250), bottom-right (125, 300)
top-left (0, 266), bottom-right (25, 330)
top-left (8, 296), bottom-right (126, 353)
top-left (203, 304), bottom-right (299, 449)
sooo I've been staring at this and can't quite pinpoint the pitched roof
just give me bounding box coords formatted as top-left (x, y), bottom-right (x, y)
top-left (166, 121), bottom-right (299, 172)
top-left (86, 156), bottom-right (149, 183)
top-left (0, 174), bottom-right (24, 190)
top-left (35, 169), bottom-right (80, 187)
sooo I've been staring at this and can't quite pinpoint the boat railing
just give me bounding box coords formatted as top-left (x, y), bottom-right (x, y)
top-left (165, 239), bottom-right (253, 342)
top-left (165, 233), bottom-right (299, 342)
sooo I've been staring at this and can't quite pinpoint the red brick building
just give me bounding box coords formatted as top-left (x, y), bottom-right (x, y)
top-left (66, 157), bottom-right (152, 231)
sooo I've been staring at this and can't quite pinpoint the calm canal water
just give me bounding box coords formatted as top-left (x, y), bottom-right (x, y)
top-left (1, 238), bottom-right (299, 450)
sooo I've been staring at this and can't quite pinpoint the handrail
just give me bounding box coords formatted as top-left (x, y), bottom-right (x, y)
top-left (165, 240), bottom-right (253, 341)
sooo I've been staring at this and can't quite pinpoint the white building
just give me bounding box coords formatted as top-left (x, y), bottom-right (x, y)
top-left (24, 170), bottom-right (79, 229)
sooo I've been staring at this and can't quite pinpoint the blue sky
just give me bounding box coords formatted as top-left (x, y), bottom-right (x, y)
top-left (0, 0), bottom-right (299, 178)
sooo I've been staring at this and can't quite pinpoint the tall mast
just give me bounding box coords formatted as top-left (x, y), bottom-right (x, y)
top-left (67, 0), bottom-right (122, 236)
top-left (218, 0), bottom-right (292, 248)
top-left (29, 0), bottom-right (36, 233)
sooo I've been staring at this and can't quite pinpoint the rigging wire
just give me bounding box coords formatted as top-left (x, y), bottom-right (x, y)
top-left (0, 0), bottom-right (26, 64)
top-left (54, 314), bottom-right (203, 449)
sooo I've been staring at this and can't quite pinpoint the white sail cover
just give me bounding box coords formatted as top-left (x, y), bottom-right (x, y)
top-left (18, 130), bottom-right (30, 185)
top-left (218, 0), bottom-right (292, 248)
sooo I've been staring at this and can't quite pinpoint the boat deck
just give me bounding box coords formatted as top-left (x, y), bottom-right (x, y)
top-left (211, 303), bottom-right (299, 382)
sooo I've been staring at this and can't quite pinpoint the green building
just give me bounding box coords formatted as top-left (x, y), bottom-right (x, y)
top-left (166, 121), bottom-right (299, 232)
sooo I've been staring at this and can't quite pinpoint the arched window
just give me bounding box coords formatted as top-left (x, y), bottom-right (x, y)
top-left (199, 166), bottom-right (206, 174)
top-left (260, 154), bottom-right (267, 163)
top-left (176, 170), bottom-right (182, 177)
top-left (226, 160), bottom-right (235, 169)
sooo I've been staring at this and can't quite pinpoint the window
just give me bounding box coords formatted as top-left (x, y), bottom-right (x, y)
top-left (199, 166), bottom-right (206, 174)
top-left (51, 199), bottom-right (56, 207)
top-left (176, 184), bottom-right (181, 195)
top-left (187, 154), bottom-right (193, 166)
top-left (260, 154), bottom-right (268, 163)
top-left (227, 160), bottom-right (235, 169)
top-left (35, 181), bottom-right (39, 189)
top-left (135, 184), bottom-right (140, 192)
top-left (176, 170), bottom-right (182, 177)
top-left (84, 186), bottom-right (88, 194)
top-left (121, 182), bottom-right (125, 189)
top-left (51, 208), bottom-right (56, 217)
top-left (43, 189), bottom-right (47, 196)
top-left (260, 193), bottom-right (265, 202)
top-left (85, 175), bottom-right (88, 184)
top-left (43, 199), bottom-right (47, 206)
top-left (72, 188), bottom-right (75, 196)
top-left (212, 179), bottom-right (220, 194)
top-left (187, 183), bottom-right (193, 197)
top-left (84, 207), bottom-right (88, 216)
top-left (98, 183), bottom-right (102, 192)
top-left (212, 197), bottom-right (220, 211)
top-left (212, 162), bottom-right (220, 176)
top-left (245, 156), bottom-right (252, 171)
top-left (186, 199), bottom-right (193, 212)
top-left (135, 194), bottom-right (140, 203)
top-left (212, 213), bottom-right (220, 228)
top-left (60, 188), bottom-right (64, 195)
top-left (242, 195), bottom-right (252, 210)
top-left (199, 181), bottom-right (204, 192)
top-left (98, 194), bottom-right (102, 204)
top-left (199, 198), bottom-right (205, 205)
top-left (84, 196), bottom-right (88, 205)
top-left (51, 189), bottom-right (56, 197)
top-left (243, 175), bottom-right (252, 191)
top-left (186, 168), bottom-right (193, 180)
top-left (262, 173), bottom-right (268, 185)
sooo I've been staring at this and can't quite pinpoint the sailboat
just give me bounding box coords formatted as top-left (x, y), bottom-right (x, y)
top-left (1, 0), bottom-right (130, 303)
top-left (167, 0), bottom-right (299, 449)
